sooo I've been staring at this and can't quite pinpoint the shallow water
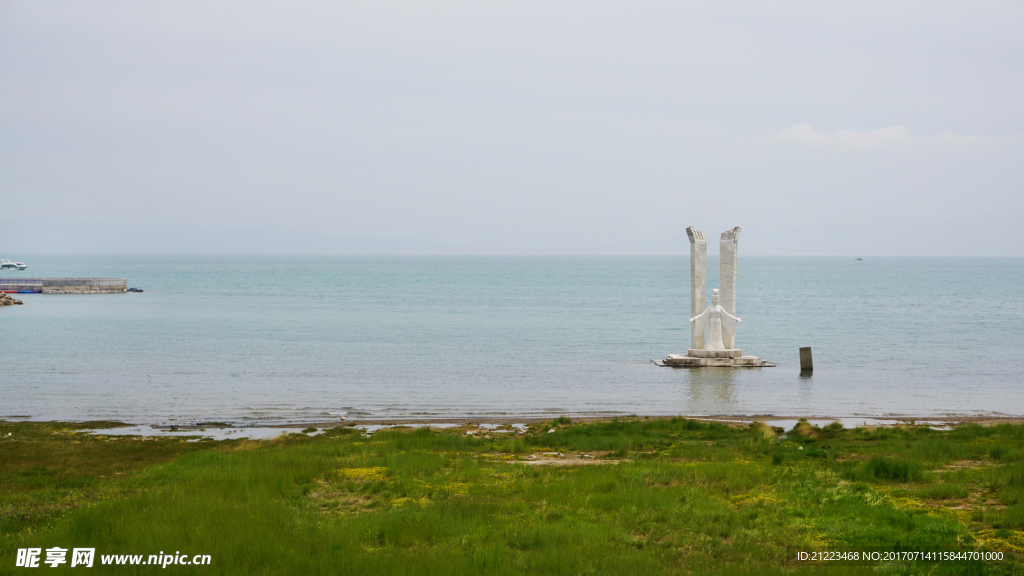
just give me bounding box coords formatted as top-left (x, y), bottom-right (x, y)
top-left (1, 255), bottom-right (1021, 424)
top-left (83, 424), bottom-right (322, 441)
top-left (761, 418), bottom-right (951, 431)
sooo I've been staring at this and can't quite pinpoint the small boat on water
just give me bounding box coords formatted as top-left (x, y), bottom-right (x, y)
top-left (855, 258), bottom-right (863, 261)
top-left (0, 259), bottom-right (27, 270)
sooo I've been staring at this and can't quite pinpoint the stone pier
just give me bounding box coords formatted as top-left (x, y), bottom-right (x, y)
top-left (686, 227), bottom-right (706, 350)
top-left (0, 278), bottom-right (127, 294)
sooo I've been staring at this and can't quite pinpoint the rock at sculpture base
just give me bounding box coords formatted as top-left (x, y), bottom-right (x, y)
top-left (664, 354), bottom-right (765, 368)
top-left (687, 349), bottom-right (741, 359)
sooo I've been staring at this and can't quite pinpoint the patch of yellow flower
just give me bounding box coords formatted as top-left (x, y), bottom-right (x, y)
top-left (391, 497), bottom-right (430, 508)
top-left (53, 428), bottom-right (85, 437)
top-left (435, 482), bottom-right (471, 496)
top-left (805, 531), bottom-right (837, 548)
top-left (863, 486), bottom-right (924, 511)
top-left (949, 509), bottom-right (973, 526)
top-left (925, 507), bottom-right (961, 522)
top-left (975, 529), bottom-right (1024, 554)
top-left (337, 467), bottom-right (388, 482)
top-left (732, 492), bottom-right (782, 507)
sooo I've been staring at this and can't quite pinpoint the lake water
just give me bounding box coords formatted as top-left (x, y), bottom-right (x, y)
top-left (1, 255), bottom-right (1022, 425)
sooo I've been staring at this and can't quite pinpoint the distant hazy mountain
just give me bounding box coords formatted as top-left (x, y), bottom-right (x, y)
top-left (0, 219), bottom-right (464, 254)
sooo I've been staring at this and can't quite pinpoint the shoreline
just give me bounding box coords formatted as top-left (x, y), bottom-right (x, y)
top-left (9, 413), bottom-right (1024, 433)
top-left (255, 413), bottom-right (1024, 429)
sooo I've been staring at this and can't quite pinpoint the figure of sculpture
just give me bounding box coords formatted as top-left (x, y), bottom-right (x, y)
top-left (690, 289), bottom-right (741, 352)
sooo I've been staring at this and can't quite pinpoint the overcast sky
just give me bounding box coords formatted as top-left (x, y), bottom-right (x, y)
top-left (1, 1), bottom-right (1021, 255)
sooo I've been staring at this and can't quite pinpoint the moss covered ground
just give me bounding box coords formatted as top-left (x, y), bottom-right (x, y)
top-left (2, 417), bottom-right (1023, 574)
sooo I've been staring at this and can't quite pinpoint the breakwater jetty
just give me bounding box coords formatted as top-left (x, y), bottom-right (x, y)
top-left (0, 278), bottom-right (127, 294)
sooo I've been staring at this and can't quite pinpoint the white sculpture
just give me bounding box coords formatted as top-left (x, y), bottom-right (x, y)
top-left (662, 226), bottom-right (767, 367)
top-left (685, 227), bottom-right (707, 350)
top-left (719, 227), bottom-right (740, 349)
top-left (690, 289), bottom-right (741, 352)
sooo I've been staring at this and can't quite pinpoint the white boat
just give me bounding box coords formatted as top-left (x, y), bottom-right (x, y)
top-left (0, 259), bottom-right (27, 270)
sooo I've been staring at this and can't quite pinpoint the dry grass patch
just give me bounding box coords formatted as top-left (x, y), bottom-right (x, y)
top-left (306, 479), bottom-right (373, 514)
top-left (749, 421), bottom-right (777, 442)
top-left (790, 420), bottom-right (820, 439)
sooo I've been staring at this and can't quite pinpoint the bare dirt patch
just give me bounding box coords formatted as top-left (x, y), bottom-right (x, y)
top-left (943, 460), bottom-right (986, 470)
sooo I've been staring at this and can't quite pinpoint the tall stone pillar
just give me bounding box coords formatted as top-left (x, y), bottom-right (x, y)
top-left (719, 227), bottom-right (741, 349)
top-left (686, 227), bottom-right (706, 350)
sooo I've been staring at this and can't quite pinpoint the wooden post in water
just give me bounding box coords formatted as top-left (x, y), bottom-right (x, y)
top-left (799, 347), bottom-right (813, 372)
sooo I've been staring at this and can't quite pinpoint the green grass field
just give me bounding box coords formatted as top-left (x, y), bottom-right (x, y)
top-left (2, 417), bottom-right (1023, 574)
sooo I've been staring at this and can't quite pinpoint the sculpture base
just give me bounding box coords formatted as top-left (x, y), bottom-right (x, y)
top-left (663, 353), bottom-right (768, 368)
top-left (686, 349), bottom-right (741, 359)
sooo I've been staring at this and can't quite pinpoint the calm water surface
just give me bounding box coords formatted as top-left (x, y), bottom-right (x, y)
top-left (1, 256), bottom-right (1021, 424)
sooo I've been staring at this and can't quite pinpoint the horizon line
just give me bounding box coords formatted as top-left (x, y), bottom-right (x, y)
top-left (3, 252), bottom-right (1022, 258)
